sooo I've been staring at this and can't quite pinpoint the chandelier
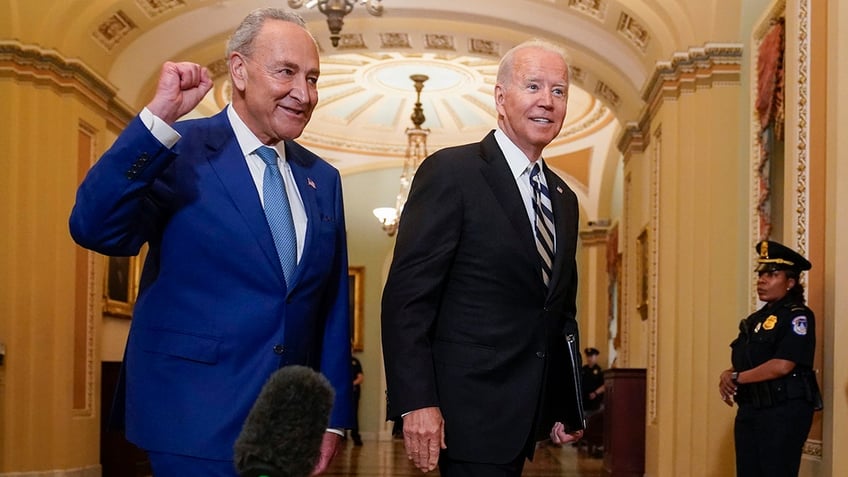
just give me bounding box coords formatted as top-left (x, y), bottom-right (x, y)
top-left (374, 74), bottom-right (430, 236)
top-left (287, 0), bottom-right (384, 47)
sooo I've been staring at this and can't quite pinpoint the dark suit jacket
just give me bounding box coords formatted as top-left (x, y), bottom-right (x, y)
top-left (70, 108), bottom-right (353, 460)
top-left (381, 131), bottom-right (583, 464)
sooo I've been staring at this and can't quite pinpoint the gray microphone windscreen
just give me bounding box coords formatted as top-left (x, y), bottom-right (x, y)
top-left (234, 365), bottom-right (335, 477)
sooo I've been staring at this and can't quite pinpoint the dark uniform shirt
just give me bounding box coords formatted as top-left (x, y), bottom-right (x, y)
top-left (730, 294), bottom-right (816, 406)
top-left (351, 356), bottom-right (363, 393)
top-left (581, 364), bottom-right (604, 412)
top-left (729, 294), bottom-right (819, 477)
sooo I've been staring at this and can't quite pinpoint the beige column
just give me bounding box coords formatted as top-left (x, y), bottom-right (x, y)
top-left (577, 228), bottom-right (611, 359)
top-left (0, 41), bottom-right (131, 475)
top-left (823, 0), bottom-right (848, 475)
top-left (618, 45), bottom-right (745, 477)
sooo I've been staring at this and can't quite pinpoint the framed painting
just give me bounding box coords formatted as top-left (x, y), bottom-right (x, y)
top-left (103, 255), bottom-right (141, 318)
top-left (349, 266), bottom-right (364, 352)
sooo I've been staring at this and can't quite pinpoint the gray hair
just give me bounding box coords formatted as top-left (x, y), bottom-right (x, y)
top-left (496, 39), bottom-right (571, 86)
top-left (226, 8), bottom-right (310, 58)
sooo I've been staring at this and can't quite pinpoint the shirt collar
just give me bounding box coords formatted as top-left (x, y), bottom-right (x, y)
top-left (226, 104), bottom-right (286, 161)
top-left (494, 128), bottom-right (542, 179)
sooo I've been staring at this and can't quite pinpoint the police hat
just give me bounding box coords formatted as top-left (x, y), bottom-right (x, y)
top-left (755, 240), bottom-right (812, 273)
top-left (584, 347), bottom-right (600, 356)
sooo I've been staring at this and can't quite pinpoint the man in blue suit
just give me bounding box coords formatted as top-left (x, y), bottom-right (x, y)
top-left (70, 9), bottom-right (352, 476)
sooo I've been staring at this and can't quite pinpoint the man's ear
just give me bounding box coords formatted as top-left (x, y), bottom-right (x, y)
top-left (494, 83), bottom-right (506, 115)
top-left (229, 53), bottom-right (248, 92)
top-left (494, 83), bottom-right (505, 104)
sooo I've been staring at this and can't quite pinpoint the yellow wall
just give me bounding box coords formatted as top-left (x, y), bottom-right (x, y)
top-left (824, 0), bottom-right (848, 474)
top-left (0, 77), bottom-right (105, 473)
top-left (621, 68), bottom-right (745, 476)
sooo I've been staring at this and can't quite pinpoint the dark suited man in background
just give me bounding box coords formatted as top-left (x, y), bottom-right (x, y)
top-left (381, 39), bottom-right (585, 477)
top-left (70, 8), bottom-right (352, 476)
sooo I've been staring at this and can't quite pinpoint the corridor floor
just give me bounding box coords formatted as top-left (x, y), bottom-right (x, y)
top-left (325, 438), bottom-right (605, 476)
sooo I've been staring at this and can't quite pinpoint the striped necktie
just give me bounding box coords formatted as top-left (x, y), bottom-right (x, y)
top-left (256, 146), bottom-right (298, 285)
top-left (530, 163), bottom-right (555, 286)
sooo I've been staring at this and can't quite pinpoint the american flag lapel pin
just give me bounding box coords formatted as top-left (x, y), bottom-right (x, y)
top-left (307, 177), bottom-right (317, 189)
top-left (556, 185), bottom-right (564, 194)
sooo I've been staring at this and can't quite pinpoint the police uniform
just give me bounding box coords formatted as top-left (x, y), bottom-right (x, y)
top-left (581, 348), bottom-right (604, 413)
top-left (730, 241), bottom-right (821, 477)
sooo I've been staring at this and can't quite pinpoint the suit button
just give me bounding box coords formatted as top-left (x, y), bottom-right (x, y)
top-left (536, 351), bottom-right (546, 359)
top-left (273, 344), bottom-right (285, 355)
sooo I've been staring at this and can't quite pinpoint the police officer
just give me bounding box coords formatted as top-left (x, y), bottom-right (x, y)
top-left (719, 240), bottom-right (822, 477)
top-left (581, 347), bottom-right (605, 415)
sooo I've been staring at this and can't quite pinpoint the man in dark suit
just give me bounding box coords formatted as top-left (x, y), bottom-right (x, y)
top-left (381, 39), bottom-right (585, 476)
top-left (69, 9), bottom-right (352, 476)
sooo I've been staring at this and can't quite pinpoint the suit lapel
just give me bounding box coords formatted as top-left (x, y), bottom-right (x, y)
top-left (544, 164), bottom-right (574, 294)
top-left (478, 132), bottom-right (540, 268)
top-left (283, 141), bottom-right (318, 289)
top-left (200, 110), bottom-right (286, 286)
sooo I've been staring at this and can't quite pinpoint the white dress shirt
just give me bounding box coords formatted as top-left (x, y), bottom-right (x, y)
top-left (493, 128), bottom-right (556, 245)
top-left (140, 106), bottom-right (307, 263)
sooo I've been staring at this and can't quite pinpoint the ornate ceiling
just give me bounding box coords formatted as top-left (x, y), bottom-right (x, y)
top-left (3, 0), bottom-right (730, 216)
top-left (202, 51), bottom-right (614, 160)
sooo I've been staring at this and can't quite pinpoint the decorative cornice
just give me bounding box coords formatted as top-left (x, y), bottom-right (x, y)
top-left (642, 43), bottom-right (743, 108)
top-left (618, 43), bottom-right (742, 157)
top-left (579, 227), bottom-right (610, 245)
top-left (617, 120), bottom-right (649, 156)
top-left (0, 41), bottom-right (133, 126)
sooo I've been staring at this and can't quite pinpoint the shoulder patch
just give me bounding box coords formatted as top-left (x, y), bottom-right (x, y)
top-left (791, 316), bottom-right (808, 336)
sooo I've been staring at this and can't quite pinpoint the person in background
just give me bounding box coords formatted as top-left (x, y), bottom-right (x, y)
top-left (350, 354), bottom-right (364, 446)
top-left (69, 8), bottom-right (352, 476)
top-left (381, 38), bottom-right (585, 477)
top-left (719, 240), bottom-right (822, 477)
top-left (581, 347), bottom-right (605, 415)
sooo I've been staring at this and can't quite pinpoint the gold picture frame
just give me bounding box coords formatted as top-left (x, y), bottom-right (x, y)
top-left (103, 255), bottom-right (141, 318)
top-left (349, 266), bottom-right (364, 352)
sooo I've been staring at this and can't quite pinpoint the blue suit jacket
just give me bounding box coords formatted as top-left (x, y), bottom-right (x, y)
top-left (70, 109), bottom-right (353, 459)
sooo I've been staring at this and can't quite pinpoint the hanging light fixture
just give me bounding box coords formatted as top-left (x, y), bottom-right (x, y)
top-left (287, 0), bottom-right (384, 47)
top-left (373, 74), bottom-right (430, 236)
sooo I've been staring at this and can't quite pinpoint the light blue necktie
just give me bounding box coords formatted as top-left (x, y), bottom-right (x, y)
top-left (530, 163), bottom-right (555, 286)
top-left (256, 146), bottom-right (297, 284)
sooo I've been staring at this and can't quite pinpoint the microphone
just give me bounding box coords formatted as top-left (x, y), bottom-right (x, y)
top-left (234, 365), bottom-right (335, 477)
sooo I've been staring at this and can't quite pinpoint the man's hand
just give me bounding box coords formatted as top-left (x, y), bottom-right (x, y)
top-left (146, 61), bottom-right (213, 125)
top-left (549, 422), bottom-right (583, 446)
top-left (403, 407), bottom-right (446, 472)
top-left (311, 431), bottom-right (342, 475)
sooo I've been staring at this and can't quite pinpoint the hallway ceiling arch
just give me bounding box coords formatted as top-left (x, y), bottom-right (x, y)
top-left (8, 0), bottom-right (721, 211)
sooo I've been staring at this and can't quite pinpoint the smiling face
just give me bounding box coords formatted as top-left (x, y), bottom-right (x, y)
top-left (756, 269), bottom-right (796, 303)
top-left (495, 46), bottom-right (569, 161)
top-left (229, 19), bottom-right (319, 144)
